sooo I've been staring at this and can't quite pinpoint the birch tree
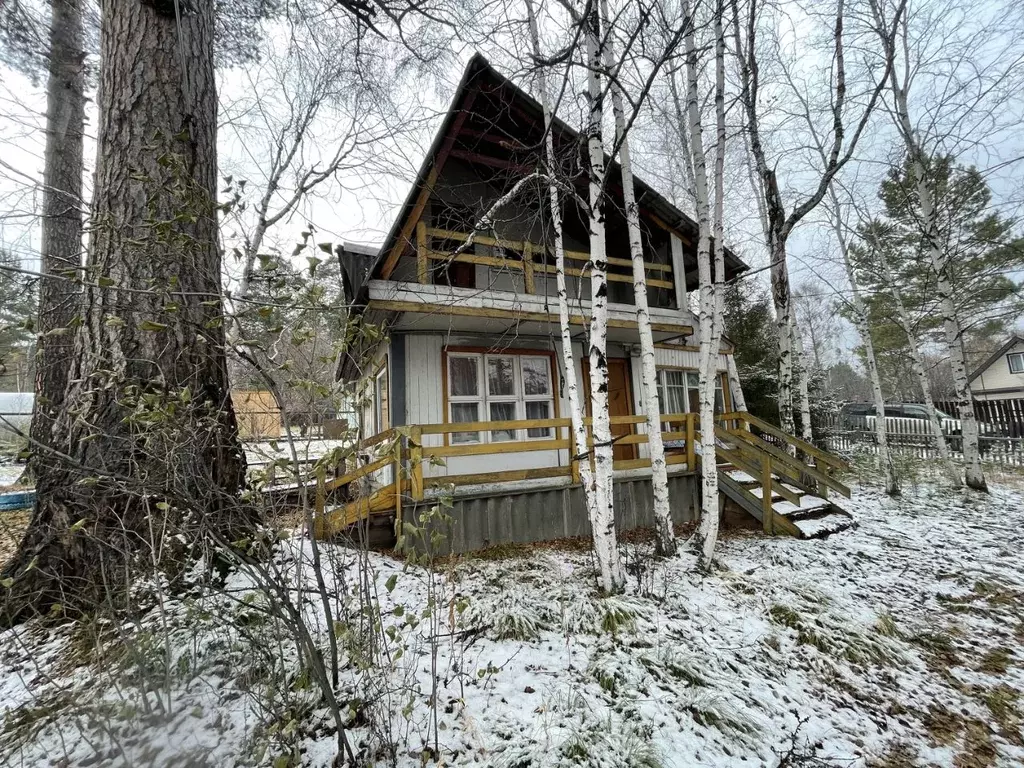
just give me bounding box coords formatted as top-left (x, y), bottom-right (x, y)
top-left (582, 0), bottom-right (625, 592)
top-left (732, 0), bottom-right (904, 437)
top-left (864, 0), bottom-right (1024, 491)
top-left (524, 0), bottom-right (601, 554)
top-left (859, 221), bottom-right (959, 484)
top-left (828, 192), bottom-right (900, 494)
top-left (679, 0), bottom-right (728, 569)
top-left (599, 0), bottom-right (675, 557)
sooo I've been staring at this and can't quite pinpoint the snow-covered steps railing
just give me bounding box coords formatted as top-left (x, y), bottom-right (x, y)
top-left (712, 412), bottom-right (855, 539)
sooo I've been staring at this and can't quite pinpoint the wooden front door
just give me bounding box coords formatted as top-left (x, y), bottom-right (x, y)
top-left (582, 358), bottom-right (636, 462)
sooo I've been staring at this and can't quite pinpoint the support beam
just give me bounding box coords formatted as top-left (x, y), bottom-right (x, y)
top-left (670, 233), bottom-right (688, 312)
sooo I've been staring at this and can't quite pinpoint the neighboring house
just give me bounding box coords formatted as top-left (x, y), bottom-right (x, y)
top-left (0, 392), bottom-right (33, 447)
top-left (326, 55), bottom-right (852, 548)
top-left (968, 336), bottom-right (1024, 401)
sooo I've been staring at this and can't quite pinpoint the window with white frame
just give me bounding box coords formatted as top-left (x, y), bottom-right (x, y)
top-left (656, 369), bottom-right (724, 415)
top-left (446, 352), bottom-right (555, 443)
top-left (1008, 351), bottom-right (1024, 374)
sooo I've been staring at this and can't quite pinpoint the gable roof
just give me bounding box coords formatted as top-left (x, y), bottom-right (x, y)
top-left (368, 53), bottom-right (748, 283)
top-left (968, 335), bottom-right (1024, 384)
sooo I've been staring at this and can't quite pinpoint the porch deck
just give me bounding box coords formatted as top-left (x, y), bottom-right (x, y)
top-left (311, 411), bottom-right (855, 549)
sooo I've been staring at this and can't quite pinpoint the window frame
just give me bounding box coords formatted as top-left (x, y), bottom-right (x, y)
top-left (655, 367), bottom-right (728, 419)
top-left (1008, 351), bottom-right (1024, 374)
top-left (443, 347), bottom-right (558, 445)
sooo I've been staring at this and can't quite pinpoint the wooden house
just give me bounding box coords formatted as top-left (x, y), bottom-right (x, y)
top-left (323, 55), bottom-right (853, 550)
top-left (968, 335), bottom-right (1024, 401)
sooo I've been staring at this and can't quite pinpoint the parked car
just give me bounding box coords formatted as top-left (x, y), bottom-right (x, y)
top-left (838, 402), bottom-right (1002, 437)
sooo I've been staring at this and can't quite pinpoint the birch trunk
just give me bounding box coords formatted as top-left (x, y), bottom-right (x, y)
top-left (791, 313), bottom-right (814, 444)
top-left (524, 0), bottom-right (600, 531)
top-left (829, 192), bottom-right (899, 494)
top-left (2, 0), bottom-right (247, 623)
top-left (583, 2), bottom-right (625, 592)
top-left (683, 0), bottom-right (725, 570)
top-left (30, 0), bottom-right (86, 464)
top-left (726, 355), bottom-right (747, 411)
top-left (888, 79), bottom-right (986, 490)
top-left (599, 0), bottom-right (674, 556)
top-left (876, 243), bottom-right (959, 486)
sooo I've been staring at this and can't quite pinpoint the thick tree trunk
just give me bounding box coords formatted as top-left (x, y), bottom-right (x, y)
top-left (726, 355), bottom-right (747, 411)
top-left (524, 0), bottom-right (599, 532)
top-left (600, 0), bottom-right (674, 557)
top-left (583, 3), bottom-right (625, 593)
top-left (769, 240), bottom-right (796, 436)
top-left (2, 1), bottom-right (247, 623)
top-left (30, 0), bottom-right (86, 464)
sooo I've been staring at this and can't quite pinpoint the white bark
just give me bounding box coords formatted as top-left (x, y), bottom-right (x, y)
top-left (883, 27), bottom-right (986, 491)
top-left (600, 0), bottom-right (675, 557)
top-left (726, 355), bottom-right (747, 412)
top-left (683, 0), bottom-right (726, 570)
top-left (875, 241), bottom-right (959, 486)
top-left (583, 2), bottom-right (625, 592)
top-left (524, 0), bottom-right (600, 534)
top-left (791, 312), bottom-right (814, 444)
top-left (828, 190), bottom-right (899, 494)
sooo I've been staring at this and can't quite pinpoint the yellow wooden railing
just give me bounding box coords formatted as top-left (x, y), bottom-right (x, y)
top-left (313, 410), bottom-right (852, 540)
top-left (416, 224), bottom-right (675, 292)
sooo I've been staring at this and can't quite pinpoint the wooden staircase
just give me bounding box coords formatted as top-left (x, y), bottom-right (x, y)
top-left (712, 412), bottom-right (855, 539)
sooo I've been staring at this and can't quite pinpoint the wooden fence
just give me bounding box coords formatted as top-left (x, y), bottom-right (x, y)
top-left (824, 398), bottom-right (1024, 466)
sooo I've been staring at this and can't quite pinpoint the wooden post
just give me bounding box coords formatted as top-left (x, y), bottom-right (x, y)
top-left (686, 413), bottom-right (696, 470)
top-left (410, 425), bottom-right (424, 501)
top-left (761, 455), bottom-right (774, 534)
top-left (416, 219), bottom-right (428, 284)
top-left (523, 241), bottom-right (536, 294)
top-left (394, 436), bottom-right (403, 529)
top-left (314, 465), bottom-right (326, 538)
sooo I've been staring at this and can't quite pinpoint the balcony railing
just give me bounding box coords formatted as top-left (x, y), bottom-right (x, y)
top-left (414, 224), bottom-right (675, 293)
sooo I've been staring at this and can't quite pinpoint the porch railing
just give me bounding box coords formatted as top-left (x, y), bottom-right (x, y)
top-left (313, 410), bottom-right (852, 539)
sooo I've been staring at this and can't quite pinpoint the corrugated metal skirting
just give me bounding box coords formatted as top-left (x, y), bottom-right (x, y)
top-left (404, 473), bottom-right (697, 554)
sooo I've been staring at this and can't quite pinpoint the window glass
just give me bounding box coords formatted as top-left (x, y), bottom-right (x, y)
top-left (489, 402), bottom-right (518, 441)
top-left (451, 402), bottom-right (480, 443)
top-left (526, 401), bottom-right (552, 437)
top-left (487, 356), bottom-right (516, 396)
top-left (449, 356), bottom-right (479, 397)
top-left (1009, 352), bottom-right (1024, 374)
top-left (522, 357), bottom-right (551, 396)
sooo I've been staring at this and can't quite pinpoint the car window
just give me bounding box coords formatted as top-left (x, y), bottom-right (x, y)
top-left (883, 406), bottom-right (904, 417)
top-left (903, 405), bottom-right (927, 419)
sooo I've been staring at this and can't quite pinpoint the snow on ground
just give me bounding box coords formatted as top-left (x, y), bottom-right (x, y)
top-left (2, 478), bottom-right (1024, 767)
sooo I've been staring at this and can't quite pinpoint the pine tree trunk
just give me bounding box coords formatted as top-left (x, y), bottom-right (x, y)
top-left (583, 3), bottom-right (625, 593)
top-left (524, 0), bottom-right (599, 532)
top-left (2, 1), bottom-right (247, 623)
top-left (30, 0), bottom-right (86, 465)
top-left (600, 0), bottom-right (674, 557)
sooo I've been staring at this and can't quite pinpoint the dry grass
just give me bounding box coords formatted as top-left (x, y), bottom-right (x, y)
top-left (0, 508), bottom-right (30, 565)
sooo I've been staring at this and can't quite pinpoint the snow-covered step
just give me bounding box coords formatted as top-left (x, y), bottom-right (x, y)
top-left (771, 494), bottom-right (830, 518)
top-left (791, 512), bottom-right (856, 539)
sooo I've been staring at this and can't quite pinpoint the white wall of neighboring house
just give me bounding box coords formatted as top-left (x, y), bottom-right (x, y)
top-left (971, 338), bottom-right (1024, 401)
